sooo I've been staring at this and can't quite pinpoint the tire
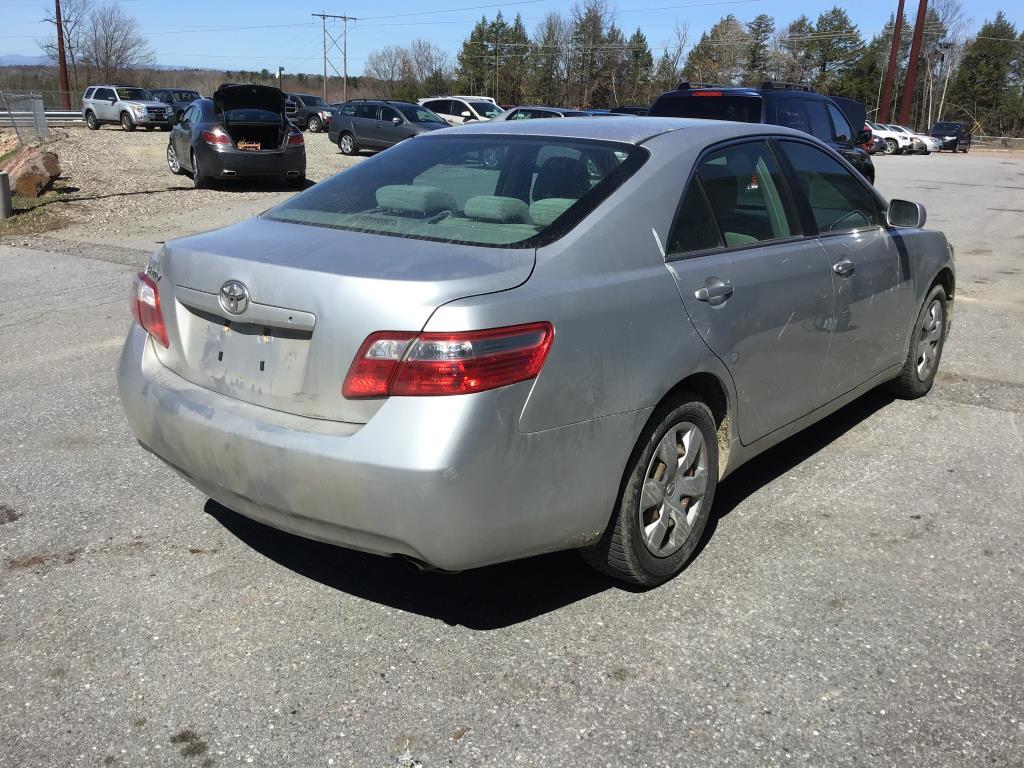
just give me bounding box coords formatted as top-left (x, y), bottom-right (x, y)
top-left (85, 111), bottom-right (100, 130)
top-left (160, 125), bottom-right (171, 132)
top-left (120, 112), bottom-right (136, 131)
top-left (961, 147), bottom-right (969, 153)
top-left (167, 142), bottom-right (183, 175)
top-left (581, 395), bottom-right (719, 586)
top-left (338, 132), bottom-right (357, 155)
top-left (884, 138), bottom-right (898, 155)
top-left (308, 115), bottom-right (323, 133)
top-left (191, 150), bottom-right (209, 189)
top-left (887, 285), bottom-right (948, 399)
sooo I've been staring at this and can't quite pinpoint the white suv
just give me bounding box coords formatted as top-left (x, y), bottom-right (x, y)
top-left (416, 96), bottom-right (504, 125)
top-left (866, 120), bottom-right (913, 155)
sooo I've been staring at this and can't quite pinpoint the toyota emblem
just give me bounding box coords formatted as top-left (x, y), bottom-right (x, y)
top-left (218, 280), bottom-right (250, 316)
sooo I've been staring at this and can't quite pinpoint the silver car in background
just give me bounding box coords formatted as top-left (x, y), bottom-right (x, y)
top-left (118, 118), bottom-right (954, 586)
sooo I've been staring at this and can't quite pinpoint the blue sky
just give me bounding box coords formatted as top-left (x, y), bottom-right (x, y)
top-left (2, 0), bottom-right (1021, 73)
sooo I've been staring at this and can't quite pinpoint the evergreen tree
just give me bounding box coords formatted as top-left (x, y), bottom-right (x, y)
top-left (744, 14), bottom-right (775, 84)
top-left (683, 14), bottom-right (745, 85)
top-left (808, 7), bottom-right (865, 91)
top-left (947, 12), bottom-right (1021, 134)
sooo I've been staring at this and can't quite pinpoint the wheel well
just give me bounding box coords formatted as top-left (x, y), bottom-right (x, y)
top-left (931, 267), bottom-right (955, 300)
top-left (660, 372), bottom-right (732, 474)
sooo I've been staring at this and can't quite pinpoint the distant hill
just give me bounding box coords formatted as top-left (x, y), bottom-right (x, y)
top-left (0, 54), bottom-right (50, 66)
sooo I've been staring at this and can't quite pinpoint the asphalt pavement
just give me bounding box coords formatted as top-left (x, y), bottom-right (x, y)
top-left (1, 150), bottom-right (1021, 767)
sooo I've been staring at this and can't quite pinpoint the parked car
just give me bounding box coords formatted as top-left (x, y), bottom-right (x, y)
top-left (150, 88), bottom-right (202, 122)
top-left (81, 85), bottom-right (173, 131)
top-left (611, 105), bottom-right (649, 115)
top-left (285, 93), bottom-right (333, 132)
top-left (866, 121), bottom-right (913, 155)
top-left (492, 106), bottom-right (590, 120)
top-left (120, 117), bottom-right (954, 585)
top-left (858, 123), bottom-right (885, 154)
top-left (165, 84), bottom-right (305, 189)
top-left (328, 99), bottom-right (447, 155)
top-left (649, 81), bottom-right (876, 184)
top-left (886, 124), bottom-right (941, 154)
top-left (416, 96), bottom-right (504, 124)
top-left (929, 121), bottom-right (971, 152)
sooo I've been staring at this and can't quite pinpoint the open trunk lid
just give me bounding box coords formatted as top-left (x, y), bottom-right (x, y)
top-left (149, 216), bottom-right (535, 424)
top-left (214, 83), bottom-right (285, 116)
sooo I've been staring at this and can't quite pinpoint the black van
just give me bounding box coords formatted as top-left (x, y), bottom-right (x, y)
top-left (929, 121), bottom-right (971, 152)
top-left (648, 81), bottom-right (875, 185)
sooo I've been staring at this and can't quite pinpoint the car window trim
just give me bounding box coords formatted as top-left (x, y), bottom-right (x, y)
top-left (769, 136), bottom-right (888, 238)
top-left (664, 136), bottom-right (808, 262)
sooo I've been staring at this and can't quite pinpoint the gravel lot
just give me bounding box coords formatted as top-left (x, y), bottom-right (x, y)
top-left (1, 124), bottom-right (360, 252)
top-left (0, 143), bottom-right (1022, 767)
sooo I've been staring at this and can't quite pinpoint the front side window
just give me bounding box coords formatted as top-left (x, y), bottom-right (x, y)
top-left (340, 104), bottom-right (357, 116)
top-left (94, 88), bottom-right (114, 100)
top-left (777, 140), bottom-right (882, 234)
top-left (267, 135), bottom-right (646, 248)
top-left (468, 101), bottom-right (503, 118)
top-left (303, 95), bottom-right (326, 107)
top-left (399, 106), bottom-right (444, 123)
top-left (175, 90), bottom-right (200, 102)
top-left (827, 103), bottom-right (853, 143)
top-left (692, 141), bottom-right (799, 247)
top-left (380, 106), bottom-right (400, 122)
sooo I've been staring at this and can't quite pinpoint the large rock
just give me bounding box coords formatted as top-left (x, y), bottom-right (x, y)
top-left (1, 145), bottom-right (61, 197)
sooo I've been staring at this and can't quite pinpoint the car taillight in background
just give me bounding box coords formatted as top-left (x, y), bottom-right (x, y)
top-left (287, 129), bottom-right (304, 146)
top-left (131, 272), bottom-right (169, 348)
top-left (692, 91), bottom-right (722, 97)
top-left (201, 128), bottom-right (231, 146)
top-left (343, 322), bottom-right (554, 398)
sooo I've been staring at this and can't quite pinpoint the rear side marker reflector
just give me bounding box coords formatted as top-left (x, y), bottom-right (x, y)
top-left (131, 272), bottom-right (169, 348)
top-left (343, 322), bottom-right (554, 398)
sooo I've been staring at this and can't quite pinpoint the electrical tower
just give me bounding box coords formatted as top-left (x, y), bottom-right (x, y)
top-left (312, 12), bottom-right (358, 103)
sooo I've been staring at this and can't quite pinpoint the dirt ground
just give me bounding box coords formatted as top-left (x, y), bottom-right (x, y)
top-left (0, 124), bottom-right (361, 252)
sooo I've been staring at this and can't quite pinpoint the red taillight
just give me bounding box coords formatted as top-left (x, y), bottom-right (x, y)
top-left (201, 128), bottom-right (231, 146)
top-left (131, 272), bottom-right (169, 348)
top-left (692, 91), bottom-right (722, 97)
top-left (342, 322), bottom-right (554, 398)
top-left (287, 130), bottom-right (304, 146)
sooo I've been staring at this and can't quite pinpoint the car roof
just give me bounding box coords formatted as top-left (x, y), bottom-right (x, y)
top-left (438, 115), bottom-right (809, 145)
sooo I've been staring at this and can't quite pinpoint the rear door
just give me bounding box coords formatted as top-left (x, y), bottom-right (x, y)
top-left (353, 104), bottom-right (381, 145)
top-left (94, 87), bottom-right (115, 120)
top-left (665, 139), bottom-right (835, 444)
top-left (775, 138), bottom-right (908, 402)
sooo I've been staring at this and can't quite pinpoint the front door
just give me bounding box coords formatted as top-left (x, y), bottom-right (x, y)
top-left (353, 104), bottom-right (380, 146)
top-left (173, 105), bottom-right (196, 169)
top-left (665, 139), bottom-right (835, 444)
top-left (375, 106), bottom-right (407, 147)
top-left (774, 139), bottom-right (909, 402)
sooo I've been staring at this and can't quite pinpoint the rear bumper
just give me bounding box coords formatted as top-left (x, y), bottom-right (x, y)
top-left (199, 145), bottom-right (305, 177)
top-left (117, 326), bottom-right (645, 570)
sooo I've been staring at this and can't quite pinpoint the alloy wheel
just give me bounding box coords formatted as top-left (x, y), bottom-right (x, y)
top-left (340, 134), bottom-right (354, 154)
top-left (885, 138), bottom-right (897, 155)
top-left (915, 298), bottom-right (944, 381)
top-left (638, 421), bottom-right (709, 558)
top-left (167, 143), bottom-right (179, 174)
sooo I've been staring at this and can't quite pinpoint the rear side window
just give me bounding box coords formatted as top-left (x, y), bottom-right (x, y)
top-left (693, 141), bottom-right (799, 247)
top-left (806, 101), bottom-right (834, 143)
top-left (83, 87), bottom-right (95, 99)
top-left (267, 135), bottom-right (647, 248)
top-left (650, 94), bottom-right (761, 123)
top-left (356, 104), bottom-right (379, 120)
top-left (777, 140), bottom-right (881, 234)
top-left (424, 99), bottom-right (450, 114)
top-left (777, 99), bottom-right (810, 133)
top-left (667, 181), bottom-right (723, 255)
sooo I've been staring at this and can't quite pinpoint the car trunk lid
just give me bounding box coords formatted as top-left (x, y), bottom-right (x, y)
top-left (214, 84), bottom-right (287, 150)
top-left (150, 216), bottom-right (535, 424)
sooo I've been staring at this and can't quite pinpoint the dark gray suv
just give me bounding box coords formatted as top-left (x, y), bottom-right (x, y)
top-left (328, 100), bottom-right (447, 155)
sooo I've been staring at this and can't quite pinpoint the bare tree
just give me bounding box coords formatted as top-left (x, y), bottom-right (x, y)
top-left (38, 0), bottom-right (92, 93)
top-left (405, 39), bottom-right (452, 94)
top-left (79, 3), bottom-right (154, 83)
top-left (364, 45), bottom-right (406, 98)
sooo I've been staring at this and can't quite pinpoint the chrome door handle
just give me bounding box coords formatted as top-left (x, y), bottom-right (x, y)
top-left (695, 278), bottom-right (734, 303)
top-left (833, 259), bottom-right (856, 277)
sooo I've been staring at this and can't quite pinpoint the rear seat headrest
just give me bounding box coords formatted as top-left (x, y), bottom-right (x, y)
top-left (464, 195), bottom-right (531, 224)
top-left (376, 185), bottom-right (456, 216)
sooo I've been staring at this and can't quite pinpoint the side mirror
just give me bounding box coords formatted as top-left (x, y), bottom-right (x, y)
top-left (108, 97), bottom-right (117, 104)
top-left (856, 128), bottom-right (873, 144)
top-left (391, 116), bottom-right (401, 125)
top-left (460, 111), bottom-right (472, 119)
top-left (887, 199), bottom-right (927, 229)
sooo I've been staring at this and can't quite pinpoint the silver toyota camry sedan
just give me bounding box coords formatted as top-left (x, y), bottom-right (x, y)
top-left (118, 117), bottom-right (954, 585)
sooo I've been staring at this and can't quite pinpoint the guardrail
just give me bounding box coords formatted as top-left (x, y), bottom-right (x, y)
top-left (0, 110), bottom-right (83, 127)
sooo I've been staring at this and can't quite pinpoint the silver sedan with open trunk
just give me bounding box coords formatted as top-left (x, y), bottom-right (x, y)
top-left (118, 117), bottom-right (954, 585)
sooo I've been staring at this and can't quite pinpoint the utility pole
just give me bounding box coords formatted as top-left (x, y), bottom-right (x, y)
top-left (277, 66), bottom-right (284, 89)
top-left (898, 0), bottom-right (928, 127)
top-left (312, 12), bottom-right (358, 102)
top-left (879, 0), bottom-right (905, 124)
top-left (54, 0), bottom-right (71, 110)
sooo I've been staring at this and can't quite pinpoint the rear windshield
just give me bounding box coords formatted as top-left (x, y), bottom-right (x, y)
top-left (223, 108), bottom-right (282, 123)
top-left (650, 94), bottom-right (761, 123)
top-left (931, 123), bottom-right (962, 132)
top-left (116, 87), bottom-right (154, 101)
top-left (266, 135), bottom-right (646, 248)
